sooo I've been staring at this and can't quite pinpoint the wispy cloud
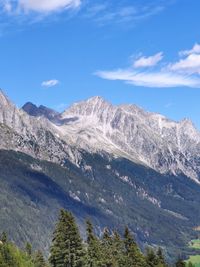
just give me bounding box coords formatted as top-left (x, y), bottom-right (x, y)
top-left (96, 69), bottom-right (200, 88)
top-left (41, 79), bottom-right (59, 88)
top-left (83, 1), bottom-right (166, 26)
top-left (19, 0), bottom-right (81, 13)
top-left (133, 52), bottom-right (163, 68)
top-left (0, 0), bottom-right (81, 14)
top-left (179, 43), bottom-right (200, 56)
top-left (0, 0), bottom-right (174, 31)
top-left (96, 43), bottom-right (200, 88)
top-left (169, 54), bottom-right (200, 75)
top-left (168, 43), bottom-right (200, 76)
top-left (2, 0), bottom-right (12, 13)
top-left (84, 3), bottom-right (107, 17)
top-left (165, 102), bottom-right (174, 108)
top-left (0, 0), bottom-right (82, 34)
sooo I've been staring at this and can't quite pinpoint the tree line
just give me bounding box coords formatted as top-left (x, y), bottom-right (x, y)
top-left (0, 209), bottom-right (194, 267)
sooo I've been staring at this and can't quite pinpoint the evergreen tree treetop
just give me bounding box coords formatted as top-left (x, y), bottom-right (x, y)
top-left (49, 209), bottom-right (85, 267)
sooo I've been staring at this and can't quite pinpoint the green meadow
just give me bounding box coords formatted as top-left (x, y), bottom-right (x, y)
top-left (186, 239), bottom-right (200, 266)
top-left (186, 255), bottom-right (200, 267)
top-left (189, 240), bottom-right (200, 250)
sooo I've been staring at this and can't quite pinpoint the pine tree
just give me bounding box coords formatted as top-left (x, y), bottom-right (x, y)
top-left (49, 209), bottom-right (86, 267)
top-left (0, 232), bottom-right (7, 243)
top-left (85, 220), bottom-right (103, 267)
top-left (68, 212), bottom-right (86, 267)
top-left (101, 227), bottom-right (114, 267)
top-left (123, 227), bottom-right (146, 267)
top-left (187, 262), bottom-right (194, 267)
top-left (102, 227), bottom-right (113, 253)
top-left (157, 247), bottom-right (165, 265)
top-left (146, 247), bottom-right (168, 267)
top-left (34, 250), bottom-right (47, 267)
top-left (110, 230), bottom-right (126, 267)
top-left (175, 258), bottom-right (186, 267)
top-left (0, 242), bottom-right (16, 267)
top-left (25, 242), bottom-right (32, 257)
top-left (146, 247), bottom-right (160, 267)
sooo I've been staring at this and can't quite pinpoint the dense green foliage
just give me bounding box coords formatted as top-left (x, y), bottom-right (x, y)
top-left (0, 235), bottom-right (48, 267)
top-left (48, 209), bottom-right (193, 267)
top-left (49, 210), bottom-right (85, 267)
top-left (0, 209), bottom-right (196, 267)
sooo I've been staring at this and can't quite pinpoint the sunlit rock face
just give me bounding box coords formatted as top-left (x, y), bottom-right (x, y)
top-left (1, 89), bottom-right (200, 182)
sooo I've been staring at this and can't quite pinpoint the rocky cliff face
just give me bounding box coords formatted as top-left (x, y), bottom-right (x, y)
top-left (58, 96), bottom-right (200, 182)
top-left (0, 90), bottom-right (82, 166)
top-left (1, 89), bottom-right (199, 182)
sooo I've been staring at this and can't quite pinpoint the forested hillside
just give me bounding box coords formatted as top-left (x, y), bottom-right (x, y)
top-left (1, 149), bottom-right (200, 261)
top-left (0, 209), bottom-right (194, 267)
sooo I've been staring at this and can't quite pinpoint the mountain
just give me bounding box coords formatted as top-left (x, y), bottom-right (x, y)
top-left (0, 90), bottom-right (81, 166)
top-left (1, 89), bottom-right (200, 260)
top-left (23, 94), bottom-right (200, 182)
top-left (22, 102), bottom-right (60, 123)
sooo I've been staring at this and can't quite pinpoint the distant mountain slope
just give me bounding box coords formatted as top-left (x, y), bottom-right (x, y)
top-left (0, 150), bottom-right (111, 254)
top-left (1, 149), bottom-right (200, 260)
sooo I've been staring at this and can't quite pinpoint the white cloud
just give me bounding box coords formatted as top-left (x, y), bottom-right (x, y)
top-left (165, 102), bottom-right (174, 108)
top-left (169, 54), bottom-right (200, 75)
top-left (133, 52), bottom-right (163, 68)
top-left (0, 0), bottom-right (171, 27)
top-left (0, 0), bottom-right (81, 14)
top-left (96, 43), bottom-right (200, 89)
top-left (96, 69), bottom-right (200, 88)
top-left (19, 0), bottom-right (81, 13)
top-left (3, 0), bottom-right (12, 12)
top-left (85, 4), bottom-right (107, 17)
top-left (41, 79), bottom-right (59, 87)
top-left (179, 43), bottom-right (200, 56)
top-left (83, 1), bottom-right (166, 26)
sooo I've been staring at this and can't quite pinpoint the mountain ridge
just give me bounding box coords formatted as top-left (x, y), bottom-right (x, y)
top-left (21, 93), bottom-right (200, 183)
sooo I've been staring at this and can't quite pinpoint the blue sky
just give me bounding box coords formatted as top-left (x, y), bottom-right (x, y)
top-left (1, 0), bottom-right (200, 128)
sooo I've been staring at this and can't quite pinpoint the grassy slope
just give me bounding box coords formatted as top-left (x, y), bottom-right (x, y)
top-left (186, 255), bottom-right (200, 267)
top-left (185, 240), bottom-right (200, 266)
top-left (190, 240), bottom-right (200, 249)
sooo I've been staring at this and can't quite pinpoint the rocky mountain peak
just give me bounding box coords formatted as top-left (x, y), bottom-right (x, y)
top-left (61, 96), bottom-right (112, 118)
top-left (22, 102), bottom-right (60, 122)
top-left (86, 95), bottom-right (106, 103)
top-left (0, 89), bottom-right (21, 129)
top-left (0, 89), bottom-right (14, 108)
top-left (57, 96), bottom-right (200, 181)
top-left (180, 118), bottom-right (195, 127)
top-left (22, 102), bottom-right (40, 116)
